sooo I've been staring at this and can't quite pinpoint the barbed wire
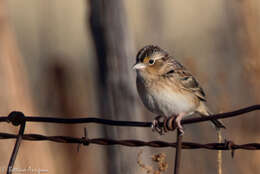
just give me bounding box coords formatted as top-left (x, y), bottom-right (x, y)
top-left (0, 132), bottom-right (259, 150)
top-left (1, 105), bottom-right (260, 174)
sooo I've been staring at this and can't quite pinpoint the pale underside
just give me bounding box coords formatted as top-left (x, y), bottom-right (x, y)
top-left (136, 73), bottom-right (200, 117)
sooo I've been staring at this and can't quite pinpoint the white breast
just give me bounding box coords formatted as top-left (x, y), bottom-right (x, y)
top-left (138, 82), bottom-right (197, 117)
top-left (151, 87), bottom-right (196, 116)
top-left (136, 72), bottom-right (198, 117)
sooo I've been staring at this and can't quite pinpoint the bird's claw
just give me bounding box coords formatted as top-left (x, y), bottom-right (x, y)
top-left (151, 115), bottom-right (185, 135)
top-left (151, 116), bottom-right (167, 135)
top-left (177, 127), bottom-right (184, 136)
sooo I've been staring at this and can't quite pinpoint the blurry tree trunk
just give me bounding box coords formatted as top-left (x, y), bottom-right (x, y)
top-left (0, 0), bottom-right (56, 172)
top-left (88, 1), bottom-right (146, 174)
top-left (0, 0), bottom-right (35, 113)
top-left (240, 0), bottom-right (260, 101)
top-left (238, 1), bottom-right (260, 173)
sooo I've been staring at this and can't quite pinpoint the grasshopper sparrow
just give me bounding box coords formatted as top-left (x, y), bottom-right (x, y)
top-left (133, 45), bottom-right (225, 134)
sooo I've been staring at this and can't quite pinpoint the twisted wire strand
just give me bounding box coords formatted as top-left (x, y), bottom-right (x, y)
top-left (0, 132), bottom-right (259, 150)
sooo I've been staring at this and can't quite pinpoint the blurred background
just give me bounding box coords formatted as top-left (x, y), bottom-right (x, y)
top-left (0, 0), bottom-right (260, 173)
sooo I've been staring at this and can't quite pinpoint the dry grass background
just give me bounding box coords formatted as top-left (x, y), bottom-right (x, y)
top-left (0, 0), bottom-right (260, 173)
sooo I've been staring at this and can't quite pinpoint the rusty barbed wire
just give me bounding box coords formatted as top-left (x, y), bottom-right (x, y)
top-left (0, 132), bottom-right (260, 150)
top-left (2, 105), bottom-right (260, 174)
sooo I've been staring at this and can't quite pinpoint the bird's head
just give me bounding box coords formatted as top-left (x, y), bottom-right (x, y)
top-left (133, 45), bottom-right (169, 75)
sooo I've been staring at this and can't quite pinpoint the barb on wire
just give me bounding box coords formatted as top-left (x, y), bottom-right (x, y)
top-left (0, 132), bottom-right (260, 150)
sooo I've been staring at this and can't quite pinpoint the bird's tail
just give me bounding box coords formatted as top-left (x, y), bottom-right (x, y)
top-left (196, 102), bottom-right (225, 129)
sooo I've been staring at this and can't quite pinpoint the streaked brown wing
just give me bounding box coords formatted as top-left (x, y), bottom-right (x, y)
top-left (164, 57), bottom-right (206, 101)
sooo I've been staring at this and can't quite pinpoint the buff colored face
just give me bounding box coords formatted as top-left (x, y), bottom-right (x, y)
top-left (133, 54), bottom-right (166, 75)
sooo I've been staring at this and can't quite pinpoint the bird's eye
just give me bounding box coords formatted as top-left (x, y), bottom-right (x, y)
top-left (149, 59), bottom-right (155, 65)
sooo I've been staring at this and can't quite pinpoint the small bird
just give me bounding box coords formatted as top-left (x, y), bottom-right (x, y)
top-left (133, 45), bottom-right (225, 134)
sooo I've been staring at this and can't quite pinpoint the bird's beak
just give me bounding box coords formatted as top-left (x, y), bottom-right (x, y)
top-left (132, 63), bottom-right (147, 70)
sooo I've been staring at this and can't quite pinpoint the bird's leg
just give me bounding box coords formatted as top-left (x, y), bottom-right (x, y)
top-left (175, 112), bottom-right (186, 135)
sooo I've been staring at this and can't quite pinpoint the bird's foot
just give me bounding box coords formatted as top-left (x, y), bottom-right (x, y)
top-left (151, 115), bottom-right (167, 135)
top-left (151, 114), bottom-right (186, 135)
top-left (175, 113), bottom-right (186, 136)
